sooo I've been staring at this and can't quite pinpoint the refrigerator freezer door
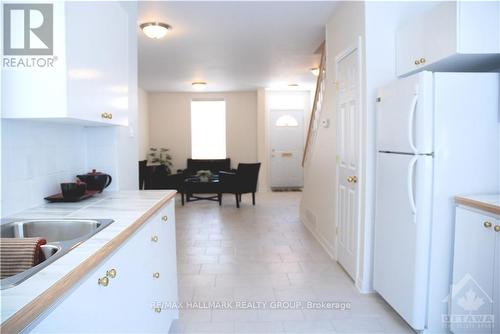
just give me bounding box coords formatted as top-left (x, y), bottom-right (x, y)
top-left (376, 71), bottom-right (434, 154)
top-left (373, 152), bottom-right (433, 330)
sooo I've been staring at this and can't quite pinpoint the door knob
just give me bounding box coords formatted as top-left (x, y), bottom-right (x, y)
top-left (484, 221), bottom-right (492, 228)
top-left (347, 176), bottom-right (357, 183)
top-left (106, 269), bottom-right (117, 278)
top-left (151, 236), bottom-right (159, 242)
top-left (162, 215), bottom-right (168, 222)
top-left (98, 276), bottom-right (109, 287)
top-left (153, 272), bottom-right (160, 279)
top-left (494, 225), bottom-right (500, 232)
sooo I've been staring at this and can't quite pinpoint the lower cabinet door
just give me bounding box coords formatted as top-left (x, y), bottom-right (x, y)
top-left (148, 201), bottom-right (179, 332)
top-left (451, 207), bottom-right (496, 334)
top-left (31, 222), bottom-right (155, 333)
top-left (494, 230), bottom-right (500, 334)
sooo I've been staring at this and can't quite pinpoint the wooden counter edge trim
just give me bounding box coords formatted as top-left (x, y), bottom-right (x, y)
top-left (0, 191), bottom-right (177, 334)
top-left (455, 196), bottom-right (500, 215)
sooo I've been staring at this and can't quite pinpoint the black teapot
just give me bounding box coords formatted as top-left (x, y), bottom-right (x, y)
top-left (77, 169), bottom-right (112, 192)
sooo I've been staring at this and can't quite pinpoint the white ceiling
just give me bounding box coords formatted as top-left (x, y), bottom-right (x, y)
top-left (138, 2), bottom-right (337, 92)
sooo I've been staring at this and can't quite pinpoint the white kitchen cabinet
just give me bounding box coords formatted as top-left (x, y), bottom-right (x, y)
top-left (396, 1), bottom-right (500, 76)
top-left (1, 2), bottom-right (129, 126)
top-left (30, 200), bottom-right (178, 333)
top-left (450, 207), bottom-right (499, 334)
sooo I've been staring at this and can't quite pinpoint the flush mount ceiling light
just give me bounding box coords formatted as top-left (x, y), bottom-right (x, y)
top-left (192, 82), bottom-right (207, 89)
top-left (140, 22), bottom-right (171, 39)
top-left (311, 67), bottom-right (320, 76)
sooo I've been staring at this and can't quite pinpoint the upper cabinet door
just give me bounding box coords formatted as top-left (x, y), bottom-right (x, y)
top-left (65, 2), bottom-right (129, 126)
top-left (396, 16), bottom-right (426, 77)
top-left (1, 2), bottom-right (129, 126)
top-left (396, 1), bottom-right (500, 77)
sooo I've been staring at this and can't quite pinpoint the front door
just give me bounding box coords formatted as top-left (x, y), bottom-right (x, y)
top-left (270, 109), bottom-right (304, 189)
top-left (336, 42), bottom-right (361, 280)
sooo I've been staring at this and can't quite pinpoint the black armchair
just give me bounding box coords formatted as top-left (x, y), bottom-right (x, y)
top-left (144, 167), bottom-right (186, 205)
top-left (218, 163), bottom-right (261, 208)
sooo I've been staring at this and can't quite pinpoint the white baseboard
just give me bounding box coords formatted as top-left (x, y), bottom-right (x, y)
top-left (300, 216), bottom-right (336, 260)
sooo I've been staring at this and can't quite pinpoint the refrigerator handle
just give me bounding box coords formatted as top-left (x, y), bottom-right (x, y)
top-left (407, 156), bottom-right (418, 222)
top-left (408, 94), bottom-right (419, 154)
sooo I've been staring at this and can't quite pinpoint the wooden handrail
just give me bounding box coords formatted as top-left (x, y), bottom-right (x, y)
top-left (302, 45), bottom-right (326, 166)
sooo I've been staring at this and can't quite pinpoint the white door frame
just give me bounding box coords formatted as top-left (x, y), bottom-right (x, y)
top-left (334, 36), bottom-right (363, 285)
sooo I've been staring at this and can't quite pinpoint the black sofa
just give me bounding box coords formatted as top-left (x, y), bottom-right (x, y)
top-left (178, 158), bottom-right (234, 176)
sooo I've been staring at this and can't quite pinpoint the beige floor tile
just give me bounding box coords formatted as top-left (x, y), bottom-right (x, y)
top-left (174, 192), bottom-right (406, 334)
top-left (193, 287), bottom-right (234, 302)
top-left (234, 321), bottom-right (285, 333)
top-left (178, 274), bottom-right (216, 288)
top-left (182, 321), bottom-right (234, 333)
top-left (282, 320), bottom-right (336, 333)
top-left (178, 264), bottom-right (202, 275)
top-left (330, 317), bottom-right (386, 333)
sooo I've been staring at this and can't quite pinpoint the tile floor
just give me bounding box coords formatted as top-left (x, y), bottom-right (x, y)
top-left (170, 192), bottom-right (414, 334)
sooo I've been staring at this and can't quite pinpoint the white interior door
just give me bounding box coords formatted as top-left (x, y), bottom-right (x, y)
top-left (336, 43), bottom-right (361, 280)
top-left (270, 110), bottom-right (304, 188)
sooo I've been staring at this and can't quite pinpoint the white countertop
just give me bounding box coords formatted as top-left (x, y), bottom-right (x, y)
top-left (0, 190), bottom-right (176, 324)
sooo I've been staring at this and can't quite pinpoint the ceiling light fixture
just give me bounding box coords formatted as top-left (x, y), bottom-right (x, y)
top-left (311, 67), bottom-right (320, 76)
top-left (140, 22), bottom-right (172, 39)
top-left (192, 82), bottom-right (207, 89)
top-left (288, 83), bottom-right (299, 87)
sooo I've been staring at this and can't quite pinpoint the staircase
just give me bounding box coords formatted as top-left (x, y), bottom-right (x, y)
top-left (302, 45), bottom-right (326, 166)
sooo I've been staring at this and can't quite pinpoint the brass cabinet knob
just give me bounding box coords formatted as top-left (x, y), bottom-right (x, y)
top-left (347, 176), bottom-right (358, 183)
top-left (494, 225), bottom-right (500, 232)
top-left (151, 235), bottom-right (159, 242)
top-left (484, 221), bottom-right (493, 228)
top-left (414, 59), bottom-right (421, 65)
top-left (108, 113), bottom-right (113, 119)
top-left (154, 307), bottom-right (161, 313)
top-left (162, 215), bottom-right (168, 222)
top-left (106, 269), bottom-right (117, 278)
top-left (98, 276), bottom-right (109, 287)
top-left (153, 272), bottom-right (160, 279)
top-left (419, 58), bottom-right (426, 64)
top-left (101, 113), bottom-right (108, 119)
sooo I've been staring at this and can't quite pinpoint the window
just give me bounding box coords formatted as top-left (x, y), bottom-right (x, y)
top-left (275, 115), bottom-right (299, 127)
top-left (191, 100), bottom-right (226, 159)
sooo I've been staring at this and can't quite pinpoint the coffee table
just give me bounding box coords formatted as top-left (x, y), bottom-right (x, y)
top-left (184, 176), bottom-right (221, 203)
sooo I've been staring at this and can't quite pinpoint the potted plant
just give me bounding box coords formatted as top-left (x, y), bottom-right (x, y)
top-left (149, 148), bottom-right (173, 176)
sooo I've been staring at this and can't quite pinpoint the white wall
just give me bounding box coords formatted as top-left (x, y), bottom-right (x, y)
top-left (138, 88), bottom-right (150, 161)
top-left (301, 0), bottom-right (366, 264)
top-left (256, 88), bottom-right (268, 191)
top-left (148, 91), bottom-right (258, 172)
top-left (1, 120), bottom-right (87, 216)
top-left (115, 1), bottom-right (139, 191)
top-left (300, 1), bottom-right (438, 292)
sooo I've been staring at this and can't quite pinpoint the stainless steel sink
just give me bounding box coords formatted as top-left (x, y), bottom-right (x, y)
top-left (0, 219), bottom-right (114, 289)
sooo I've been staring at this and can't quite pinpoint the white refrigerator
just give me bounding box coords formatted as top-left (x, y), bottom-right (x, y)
top-left (373, 71), bottom-right (499, 333)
